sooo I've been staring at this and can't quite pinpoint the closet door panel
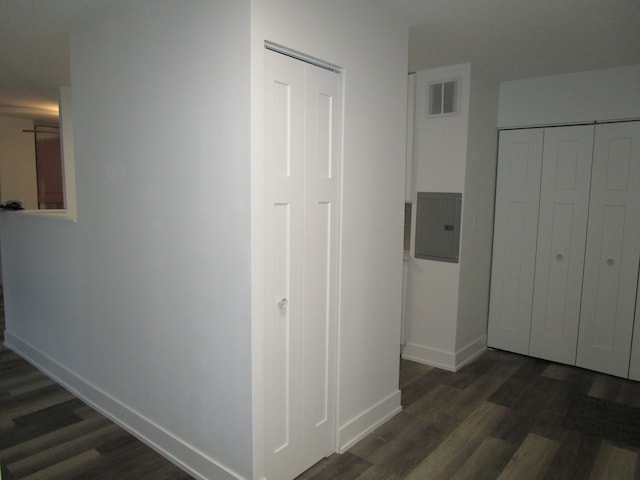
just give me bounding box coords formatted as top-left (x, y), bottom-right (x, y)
top-left (488, 129), bottom-right (543, 354)
top-left (264, 49), bottom-right (343, 479)
top-left (263, 50), bottom-right (306, 479)
top-left (302, 61), bottom-right (341, 469)
top-left (577, 121), bottom-right (640, 378)
top-left (529, 125), bottom-right (594, 365)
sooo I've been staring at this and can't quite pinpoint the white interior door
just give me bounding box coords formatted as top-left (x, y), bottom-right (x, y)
top-left (529, 125), bottom-right (594, 364)
top-left (577, 121), bottom-right (640, 377)
top-left (301, 60), bottom-right (341, 470)
top-left (263, 48), bottom-right (342, 480)
top-left (488, 129), bottom-right (544, 354)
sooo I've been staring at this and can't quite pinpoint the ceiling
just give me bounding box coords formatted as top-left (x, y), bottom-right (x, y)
top-left (400, 0), bottom-right (640, 78)
top-left (0, 0), bottom-right (119, 124)
top-left (1, 0), bottom-right (639, 123)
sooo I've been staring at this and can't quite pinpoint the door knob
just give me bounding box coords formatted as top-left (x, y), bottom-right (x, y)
top-left (556, 254), bottom-right (564, 260)
top-left (278, 298), bottom-right (288, 310)
top-left (606, 258), bottom-right (615, 266)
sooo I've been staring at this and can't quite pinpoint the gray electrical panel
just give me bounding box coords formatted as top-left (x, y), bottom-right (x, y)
top-left (414, 192), bottom-right (462, 262)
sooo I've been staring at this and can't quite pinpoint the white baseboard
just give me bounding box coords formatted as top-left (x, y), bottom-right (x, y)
top-left (401, 335), bottom-right (486, 372)
top-left (402, 343), bottom-right (456, 371)
top-left (455, 335), bottom-right (487, 370)
top-left (4, 332), bottom-right (245, 480)
top-left (338, 390), bottom-right (402, 453)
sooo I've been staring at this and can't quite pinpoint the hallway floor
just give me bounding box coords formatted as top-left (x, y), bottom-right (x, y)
top-left (0, 295), bottom-right (194, 480)
top-left (297, 350), bottom-right (640, 479)
top-left (3, 302), bottom-right (640, 480)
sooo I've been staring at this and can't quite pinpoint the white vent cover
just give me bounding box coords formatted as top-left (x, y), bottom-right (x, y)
top-left (428, 79), bottom-right (458, 116)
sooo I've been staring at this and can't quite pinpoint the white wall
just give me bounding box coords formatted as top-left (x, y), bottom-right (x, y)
top-left (250, 0), bottom-right (408, 474)
top-left (2, 1), bottom-right (253, 479)
top-left (2, 1), bottom-right (408, 479)
top-left (498, 64), bottom-right (640, 128)
top-left (456, 66), bottom-right (499, 353)
top-left (403, 64), bottom-right (470, 369)
top-left (403, 64), bottom-right (499, 370)
top-left (0, 116), bottom-right (38, 209)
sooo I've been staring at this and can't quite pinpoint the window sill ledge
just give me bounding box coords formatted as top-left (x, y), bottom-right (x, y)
top-left (2, 209), bottom-right (77, 223)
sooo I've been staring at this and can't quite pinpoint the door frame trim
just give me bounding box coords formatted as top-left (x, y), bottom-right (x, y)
top-left (265, 42), bottom-right (342, 74)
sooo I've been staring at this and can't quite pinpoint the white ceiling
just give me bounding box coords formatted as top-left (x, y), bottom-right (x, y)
top-left (400, 0), bottom-right (640, 78)
top-left (0, 0), bottom-right (119, 123)
top-left (1, 0), bottom-right (639, 123)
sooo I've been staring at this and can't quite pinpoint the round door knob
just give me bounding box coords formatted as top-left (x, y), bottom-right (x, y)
top-left (606, 258), bottom-right (615, 266)
top-left (278, 298), bottom-right (288, 309)
top-left (556, 254), bottom-right (564, 260)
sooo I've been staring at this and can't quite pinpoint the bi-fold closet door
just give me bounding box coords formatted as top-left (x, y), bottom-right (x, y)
top-left (578, 122), bottom-right (640, 377)
top-left (263, 48), bottom-right (343, 480)
top-left (528, 125), bottom-right (594, 364)
top-left (488, 128), bottom-right (544, 356)
top-left (488, 121), bottom-right (640, 379)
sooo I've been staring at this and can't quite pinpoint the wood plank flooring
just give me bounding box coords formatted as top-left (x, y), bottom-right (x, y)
top-left (3, 297), bottom-right (640, 479)
top-left (297, 353), bottom-right (640, 480)
top-left (0, 303), bottom-right (194, 479)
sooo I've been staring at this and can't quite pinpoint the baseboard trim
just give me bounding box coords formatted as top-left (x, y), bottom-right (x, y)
top-left (4, 331), bottom-right (244, 480)
top-left (401, 335), bottom-right (486, 372)
top-left (338, 390), bottom-right (402, 453)
top-left (455, 335), bottom-right (487, 370)
top-left (402, 343), bottom-right (456, 371)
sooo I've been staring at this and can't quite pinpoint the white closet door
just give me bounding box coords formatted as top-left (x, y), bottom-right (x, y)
top-left (263, 48), bottom-right (342, 480)
top-left (577, 121), bottom-right (640, 378)
top-left (301, 58), bottom-right (341, 470)
top-left (529, 125), bottom-right (594, 364)
top-left (488, 129), bottom-right (544, 354)
top-left (264, 49), bottom-right (306, 480)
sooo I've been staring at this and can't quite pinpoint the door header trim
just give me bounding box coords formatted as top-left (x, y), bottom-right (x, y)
top-left (265, 42), bottom-right (342, 74)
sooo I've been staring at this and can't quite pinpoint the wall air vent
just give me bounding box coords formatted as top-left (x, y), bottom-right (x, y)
top-left (427, 79), bottom-right (459, 117)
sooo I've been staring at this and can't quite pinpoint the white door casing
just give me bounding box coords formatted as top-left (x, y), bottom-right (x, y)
top-left (263, 48), bottom-right (342, 480)
top-left (529, 125), bottom-right (594, 364)
top-left (488, 129), bottom-right (544, 355)
top-left (577, 121), bottom-right (640, 377)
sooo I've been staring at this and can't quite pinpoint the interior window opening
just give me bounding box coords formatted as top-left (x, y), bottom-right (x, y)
top-left (0, 87), bottom-right (77, 221)
top-left (31, 124), bottom-right (65, 210)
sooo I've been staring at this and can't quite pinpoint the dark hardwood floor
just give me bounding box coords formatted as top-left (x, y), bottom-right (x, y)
top-left (0, 296), bottom-right (194, 480)
top-left (3, 292), bottom-right (640, 479)
top-left (298, 352), bottom-right (640, 480)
